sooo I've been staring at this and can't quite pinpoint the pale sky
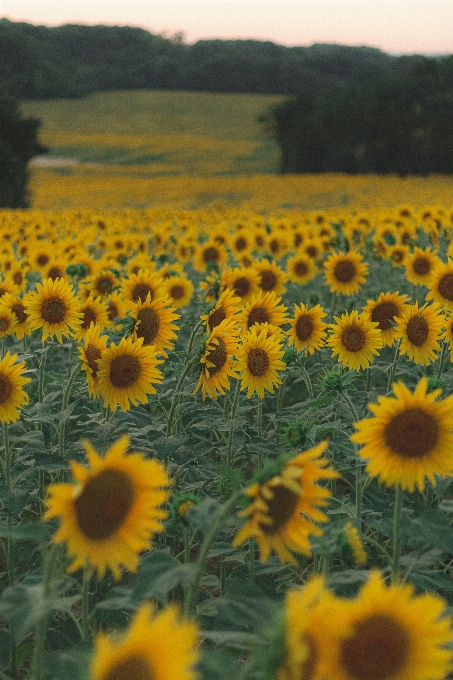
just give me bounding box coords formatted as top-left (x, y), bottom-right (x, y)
top-left (1, 0), bottom-right (452, 54)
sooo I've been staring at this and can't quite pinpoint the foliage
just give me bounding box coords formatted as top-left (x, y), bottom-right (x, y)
top-left (0, 88), bottom-right (46, 207)
top-left (265, 57), bottom-right (453, 174)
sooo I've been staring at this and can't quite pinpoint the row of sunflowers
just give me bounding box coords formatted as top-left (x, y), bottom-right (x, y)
top-left (1, 203), bottom-right (453, 679)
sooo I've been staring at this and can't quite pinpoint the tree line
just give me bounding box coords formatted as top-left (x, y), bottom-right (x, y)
top-left (0, 18), bottom-right (439, 99)
top-left (263, 57), bottom-right (453, 175)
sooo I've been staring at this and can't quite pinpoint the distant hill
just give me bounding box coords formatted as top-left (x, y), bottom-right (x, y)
top-left (0, 18), bottom-right (446, 99)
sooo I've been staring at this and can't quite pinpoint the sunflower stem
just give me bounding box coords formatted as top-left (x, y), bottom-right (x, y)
top-left (226, 379), bottom-right (241, 467)
top-left (1, 338), bottom-right (5, 359)
top-left (37, 344), bottom-right (47, 404)
top-left (341, 390), bottom-right (360, 423)
top-left (257, 399), bottom-right (263, 439)
top-left (32, 543), bottom-right (60, 680)
top-left (391, 485), bottom-right (403, 584)
top-left (300, 365), bottom-right (314, 401)
top-left (167, 356), bottom-right (197, 437)
top-left (365, 367), bottom-right (372, 392)
top-left (185, 489), bottom-right (241, 617)
top-left (436, 341), bottom-right (447, 379)
top-left (59, 363), bottom-right (80, 459)
top-left (386, 339), bottom-right (401, 394)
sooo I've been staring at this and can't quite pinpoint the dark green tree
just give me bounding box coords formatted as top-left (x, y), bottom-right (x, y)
top-left (0, 89), bottom-right (46, 208)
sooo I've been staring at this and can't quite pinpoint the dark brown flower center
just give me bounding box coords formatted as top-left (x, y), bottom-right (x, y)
top-left (269, 239), bottom-right (280, 254)
top-left (305, 245), bottom-right (318, 258)
top-left (74, 469), bottom-right (135, 541)
top-left (85, 343), bottom-right (102, 378)
top-left (11, 303), bottom-right (27, 324)
top-left (234, 276), bottom-right (251, 298)
top-left (0, 316), bottom-right (10, 332)
top-left (13, 271), bottom-right (23, 285)
top-left (294, 260), bottom-right (309, 277)
top-left (341, 614), bottom-right (410, 680)
top-left (255, 234), bottom-right (265, 247)
top-left (371, 302), bottom-right (399, 332)
top-left (260, 482), bottom-right (299, 534)
top-left (136, 308), bottom-right (160, 345)
top-left (406, 315), bottom-right (428, 346)
top-left (208, 306), bottom-right (226, 331)
top-left (203, 246), bottom-right (220, 264)
top-left (41, 296), bottom-right (67, 324)
top-left (235, 237), bottom-right (247, 251)
top-left (131, 283), bottom-right (153, 303)
top-left (334, 259), bottom-right (356, 283)
top-left (107, 301), bottom-right (118, 322)
top-left (384, 407), bottom-right (438, 458)
top-left (37, 254), bottom-right (49, 267)
top-left (96, 276), bottom-right (114, 296)
top-left (109, 354), bottom-right (142, 388)
top-left (170, 284), bottom-right (185, 300)
top-left (342, 326), bottom-right (366, 352)
top-left (0, 287), bottom-right (7, 297)
top-left (47, 266), bottom-right (64, 281)
top-left (260, 270), bottom-right (277, 291)
top-left (300, 632), bottom-right (318, 680)
top-left (247, 347), bottom-right (270, 376)
top-left (104, 654), bottom-right (153, 680)
top-left (0, 374), bottom-right (13, 404)
top-left (206, 337), bottom-right (227, 376)
top-left (296, 314), bottom-right (314, 341)
top-left (437, 272), bottom-right (453, 301)
top-left (81, 307), bottom-right (97, 330)
top-left (412, 256), bottom-right (431, 276)
top-left (247, 307), bottom-right (270, 329)
top-left (294, 233), bottom-right (303, 247)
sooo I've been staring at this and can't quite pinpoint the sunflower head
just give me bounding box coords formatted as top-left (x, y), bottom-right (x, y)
top-left (44, 435), bottom-right (171, 580)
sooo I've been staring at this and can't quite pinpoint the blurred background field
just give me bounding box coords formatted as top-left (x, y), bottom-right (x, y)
top-left (22, 89), bottom-right (453, 212)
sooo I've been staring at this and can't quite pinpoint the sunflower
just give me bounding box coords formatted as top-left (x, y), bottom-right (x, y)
top-left (88, 268), bottom-right (119, 299)
top-left (279, 577), bottom-right (339, 680)
top-left (200, 288), bottom-right (241, 333)
top-left (426, 258), bottom-right (453, 312)
top-left (97, 336), bottom-right (163, 412)
top-left (105, 290), bottom-right (126, 327)
top-left (404, 247), bottom-right (440, 286)
top-left (229, 231), bottom-right (253, 259)
top-left (78, 323), bottom-right (109, 398)
top-left (287, 303), bottom-right (328, 354)
top-left (0, 306), bottom-right (17, 338)
top-left (343, 522), bottom-right (367, 565)
top-left (324, 571), bottom-right (453, 680)
top-left (236, 325), bottom-right (286, 399)
top-left (193, 317), bottom-right (240, 400)
top-left (394, 301), bottom-right (445, 366)
top-left (327, 310), bottom-right (383, 370)
top-left (254, 259), bottom-right (288, 295)
top-left (1, 293), bottom-right (31, 339)
top-left (129, 293), bottom-right (180, 357)
top-left (44, 435), bottom-right (171, 579)
top-left (42, 259), bottom-right (68, 282)
top-left (193, 239), bottom-right (228, 273)
top-left (351, 376), bottom-right (453, 491)
top-left (162, 275), bottom-right (194, 308)
top-left (0, 352), bottom-right (31, 423)
top-left (237, 290), bottom-right (288, 334)
top-left (221, 266), bottom-right (261, 304)
top-left (91, 602), bottom-right (199, 680)
top-left (232, 442), bottom-right (338, 564)
top-left (286, 253), bottom-right (317, 285)
top-left (24, 277), bottom-right (83, 343)
top-left (363, 292), bottom-right (410, 347)
top-left (121, 270), bottom-right (164, 304)
top-left (324, 251), bottom-right (368, 296)
top-left (73, 295), bottom-right (108, 340)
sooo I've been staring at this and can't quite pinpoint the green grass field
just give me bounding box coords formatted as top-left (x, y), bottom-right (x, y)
top-left (21, 89), bottom-right (284, 174)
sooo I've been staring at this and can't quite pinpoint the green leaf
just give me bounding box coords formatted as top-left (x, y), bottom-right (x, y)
top-left (187, 498), bottom-right (221, 532)
top-left (409, 570), bottom-right (453, 592)
top-left (407, 514), bottom-right (453, 553)
top-left (47, 650), bottom-right (91, 680)
top-left (0, 521), bottom-right (50, 542)
top-left (198, 649), bottom-right (241, 680)
top-left (0, 628), bottom-right (12, 666)
top-left (133, 549), bottom-right (196, 605)
top-left (0, 579), bottom-right (80, 642)
top-left (0, 488), bottom-right (29, 518)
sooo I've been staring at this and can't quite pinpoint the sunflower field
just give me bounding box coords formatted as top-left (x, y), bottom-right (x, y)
top-left (1, 203), bottom-right (453, 680)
